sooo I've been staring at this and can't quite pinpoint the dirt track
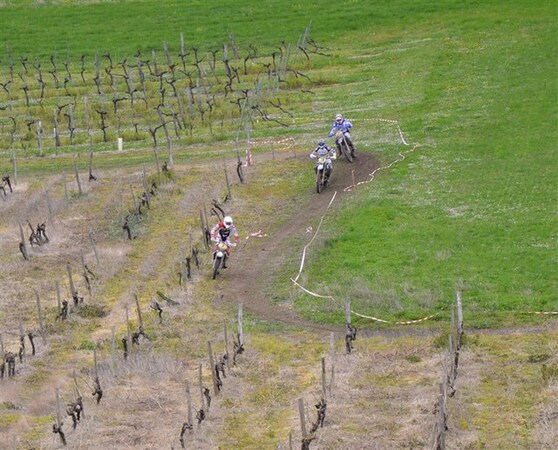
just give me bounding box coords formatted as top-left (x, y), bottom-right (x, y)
top-left (215, 151), bottom-right (558, 338)
top-left (216, 151), bottom-right (380, 332)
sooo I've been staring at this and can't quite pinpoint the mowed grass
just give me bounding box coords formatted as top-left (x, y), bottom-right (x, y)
top-left (293, 1), bottom-right (557, 327)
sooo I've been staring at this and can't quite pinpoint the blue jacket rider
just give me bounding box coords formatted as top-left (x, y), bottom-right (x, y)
top-left (327, 113), bottom-right (356, 157)
top-left (310, 140), bottom-right (336, 176)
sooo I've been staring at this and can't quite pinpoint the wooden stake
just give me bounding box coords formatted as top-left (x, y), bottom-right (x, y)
top-left (135, 294), bottom-right (143, 331)
top-left (238, 303), bottom-right (244, 346)
top-left (185, 381), bottom-right (193, 429)
top-left (208, 341), bottom-right (219, 395)
top-left (55, 388), bottom-right (62, 429)
top-left (456, 290), bottom-right (464, 342)
top-left (63, 172), bottom-right (69, 205)
top-left (35, 292), bottom-right (47, 345)
top-left (298, 397), bottom-right (307, 438)
top-left (89, 232), bottom-right (100, 264)
top-left (74, 158), bottom-right (82, 195)
top-left (12, 151), bottom-right (17, 186)
top-left (223, 157), bottom-right (232, 200)
top-left (329, 332), bottom-right (335, 396)
top-left (55, 281), bottom-right (62, 314)
top-left (223, 321), bottom-right (230, 369)
top-left (344, 298), bottom-right (351, 324)
top-left (45, 189), bottom-right (53, 224)
top-left (18, 319), bottom-right (25, 362)
top-left (111, 326), bottom-right (116, 372)
top-left (18, 221), bottom-right (28, 260)
top-left (198, 364), bottom-right (204, 410)
top-left (321, 356), bottom-right (327, 402)
top-left (125, 305), bottom-right (132, 358)
top-left (66, 263), bottom-right (76, 298)
top-left (130, 185), bottom-right (137, 213)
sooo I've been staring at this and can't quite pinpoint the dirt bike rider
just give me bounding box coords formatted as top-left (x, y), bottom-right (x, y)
top-left (210, 216), bottom-right (239, 268)
top-left (310, 140), bottom-right (336, 180)
top-left (327, 113), bottom-right (356, 158)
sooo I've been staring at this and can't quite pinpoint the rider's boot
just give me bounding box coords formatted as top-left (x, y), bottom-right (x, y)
top-left (222, 255), bottom-right (228, 269)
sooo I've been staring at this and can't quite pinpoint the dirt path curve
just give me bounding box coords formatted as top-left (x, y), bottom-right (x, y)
top-left (215, 152), bottom-right (557, 338)
top-left (217, 152), bottom-right (379, 333)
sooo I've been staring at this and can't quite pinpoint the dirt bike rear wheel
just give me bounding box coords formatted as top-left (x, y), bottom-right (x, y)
top-left (212, 255), bottom-right (223, 279)
top-left (340, 142), bottom-right (354, 163)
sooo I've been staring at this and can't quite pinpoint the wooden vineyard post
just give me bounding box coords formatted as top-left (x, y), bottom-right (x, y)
top-left (80, 251), bottom-right (91, 295)
top-left (111, 326), bottom-right (117, 372)
top-left (12, 151), bottom-right (17, 186)
top-left (238, 303), bottom-right (244, 347)
top-left (124, 305), bottom-right (132, 360)
top-left (223, 320), bottom-right (230, 370)
top-left (89, 232), bottom-right (100, 264)
top-left (45, 189), bottom-right (53, 224)
top-left (186, 380), bottom-right (194, 430)
top-left (37, 120), bottom-right (44, 157)
top-left (63, 172), bottom-right (69, 206)
top-left (55, 281), bottom-right (62, 316)
top-left (223, 157), bottom-right (232, 200)
top-left (298, 397), bottom-right (307, 440)
top-left (198, 364), bottom-right (204, 408)
top-left (142, 163), bottom-right (149, 205)
top-left (54, 387), bottom-right (66, 445)
top-left (130, 185), bottom-right (138, 213)
top-left (329, 332), bottom-right (335, 396)
top-left (74, 158), bottom-right (82, 196)
top-left (208, 341), bottom-right (219, 395)
top-left (35, 292), bottom-right (47, 345)
top-left (18, 319), bottom-right (25, 362)
top-left (179, 245), bottom-right (187, 286)
top-left (92, 346), bottom-right (98, 378)
top-left (321, 356), bottom-right (327, 402)
top-left (72, 369), bottom-right (84, 419)
top-left (456, 290), bottom-right (464, 342)
top-left (18, 221), bottom-right (28, 260)
top-left (135, 294), bottom-right (143, 328)
top-left (66, 263), bottom-right (76, 299)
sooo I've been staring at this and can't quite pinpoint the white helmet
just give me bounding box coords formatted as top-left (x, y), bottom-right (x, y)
top-left (223, 216), bottom-right (233, 229)
top-left (335, 113), bottom-right (343, 123)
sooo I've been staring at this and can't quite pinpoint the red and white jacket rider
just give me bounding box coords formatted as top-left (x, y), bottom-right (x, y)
top-left (210, 220), bottom-right (239, 255)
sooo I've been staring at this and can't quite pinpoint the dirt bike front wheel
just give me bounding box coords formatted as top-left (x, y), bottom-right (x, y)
top-left (212, 255), bottom-right (223, 279)
top-left (316, 170), bottom-right (324, 193)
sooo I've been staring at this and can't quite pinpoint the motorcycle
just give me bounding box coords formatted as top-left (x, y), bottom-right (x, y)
top-left (334, 130), bottom-right (354, 163)
top-left (315, 155), bottom-right (334, 194)
top-left (211, 240), bottom-right (235, 279)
